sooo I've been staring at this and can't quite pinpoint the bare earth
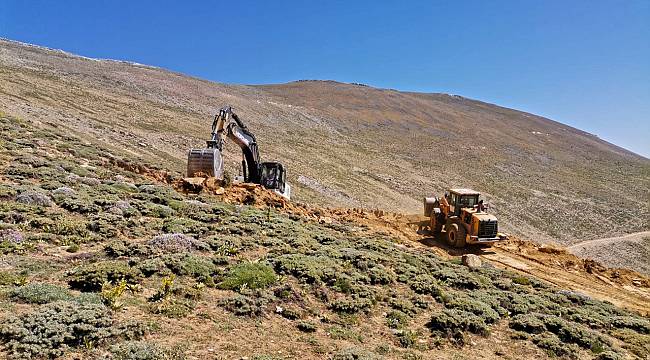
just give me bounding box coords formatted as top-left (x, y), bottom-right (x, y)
top-left (568, 232), bottom-right (650, 276)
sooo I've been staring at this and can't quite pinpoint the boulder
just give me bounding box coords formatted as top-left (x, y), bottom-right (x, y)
top-left (181, 177), bottom-right (205, 193)
top-left (462, 254), bottom-right (482, 269)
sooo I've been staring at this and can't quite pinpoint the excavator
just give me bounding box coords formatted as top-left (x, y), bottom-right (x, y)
top-left (187, 106), bottom-right (291, 199)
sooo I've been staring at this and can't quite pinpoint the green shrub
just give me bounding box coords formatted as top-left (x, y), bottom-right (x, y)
top-left (109, 340), bottom-right (187, 360)
top-left (511, 313), bottom-right (608, 352)
top-left (150, 298), bottom-right (195, 318)
top-left (0, 301), bottom-right (145, 359)
top-left (218, 262), bottom-right (277, 291)
top-left (330, 295), bottom-right (375, 314)
top-left (0, 271), bottom-right (26, 286)
top-left (593, 351), bottom-right (623, 360)
top-left (510, 314), bottom-right (546, 334)
top-left (388, 297), bottom-right (417, 315)
top-left (219, 294), bottom-right (268, 316)
top-left (386, 310), bottom-right (410, 330)
top-left (68, 261), bottom-right (142, 292)
top-left (532, 333), bottom-right (580, 359)
top-left (101, 280), bottom-right (128, 311)
top-left (444, 296), bottom-right (500, 324)
top-left (432, 267), bottom-right (486, 290)
top-left (407, 274), bottom-right (444, 298)
top-left (10, 283), bottom-right (72, 304)
top-left (610, 329), bottom-right (650, 358)
top-left (56, 196), bottom-right (100, 214)
top-left (396, 329), bottom-right (418, 348)
top-left (163, 254), bottom-right (216, 282)
top-left (332, 347), bottom-right (379, 360)
top-left (427, 308), bottom-right (489, 338)
top-left (610, 315), bottom-right (650, 334)
top-left (367, 265), bottom-right (395, 285)
top-left (66, 243), bottom-right (80, 253)
top-left (512, 276), bottom-right (532, 286)
top-left (297, 321), bottom-right (317, 333)
top-left (271, 254), bottom-right (339, 284)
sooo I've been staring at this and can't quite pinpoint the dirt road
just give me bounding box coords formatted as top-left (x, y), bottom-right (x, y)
top-left (567, 231), bottom-right (650, 251)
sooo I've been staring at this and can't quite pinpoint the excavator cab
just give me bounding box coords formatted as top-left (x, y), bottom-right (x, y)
top-left (260, 162), bottom-right (291, 199)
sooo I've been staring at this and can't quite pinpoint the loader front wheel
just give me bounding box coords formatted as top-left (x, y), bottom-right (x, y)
top-left (446, 222), bottom-right (467, 248)
top-left (446, 223), bottom-right (459, 246)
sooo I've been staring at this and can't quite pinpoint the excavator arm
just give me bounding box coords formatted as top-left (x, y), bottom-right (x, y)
top-left (209, 106), bottom-right (261, 183)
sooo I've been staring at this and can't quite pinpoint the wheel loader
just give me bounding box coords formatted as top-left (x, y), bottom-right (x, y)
top-left (187, 106), bottom-right (291, 199)
top-left (423, 188), bottom-right (507, 248)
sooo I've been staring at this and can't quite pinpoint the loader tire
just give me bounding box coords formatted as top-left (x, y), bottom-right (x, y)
top-left (454, 226), bottom-right (467, 248)
top-left (446, 223), bottom-right (459, 246)
top-left (446, 222), bottom-right (467, 248)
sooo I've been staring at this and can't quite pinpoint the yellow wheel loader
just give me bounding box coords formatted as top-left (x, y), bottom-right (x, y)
top-left (423, 188), bottom-right (507, 248)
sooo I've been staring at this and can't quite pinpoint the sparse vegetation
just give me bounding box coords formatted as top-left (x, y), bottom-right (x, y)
top-left (0, 112), bottom-right (647, 359)
top-left (0, 301), bottom-right (145, 359)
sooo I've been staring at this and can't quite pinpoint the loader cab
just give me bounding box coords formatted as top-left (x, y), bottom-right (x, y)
top-left (260, 162), bottom-right (287, 194)
top-left (447, 188), bottom-right (480, 217)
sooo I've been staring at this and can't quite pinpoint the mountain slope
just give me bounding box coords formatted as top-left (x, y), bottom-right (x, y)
top-left (0, 38), bottom-right (648, 249)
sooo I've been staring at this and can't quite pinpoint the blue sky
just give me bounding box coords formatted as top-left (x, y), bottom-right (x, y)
top-left (2, 1), bottom-right (649, 157)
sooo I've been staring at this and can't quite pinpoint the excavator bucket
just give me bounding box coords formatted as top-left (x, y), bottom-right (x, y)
top-left (187, 148), bottom-right (224, 179)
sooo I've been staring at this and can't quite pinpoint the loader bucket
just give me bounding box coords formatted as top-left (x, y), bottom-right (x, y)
top-left (187, 148), bottom-right (224, 179)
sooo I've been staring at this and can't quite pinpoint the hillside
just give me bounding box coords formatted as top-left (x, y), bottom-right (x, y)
top-left (1, 113), bottom-right (649, 359)
top-left (1, 38), bottom-right (650, 359)
top-left (1, 39), bottom-right (648, 253)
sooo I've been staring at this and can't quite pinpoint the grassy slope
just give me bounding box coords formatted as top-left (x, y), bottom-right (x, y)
top-left (0, 116), bottom-right (649, 359)
top-left (0, 39), bottom-right (648, 249)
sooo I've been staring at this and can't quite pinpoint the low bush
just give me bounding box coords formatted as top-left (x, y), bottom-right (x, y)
top-left (10, 283), bottom-right (72, 304)
top-left (332, 347), bottom-right (379, 360)
top-left (163, 254), bottom-right (216, 283)
top-left (396, 329), bottom-right (418, 348)
top-left (147, 233), bottom-right (208, 254)
top-left (443, 295), bottom-right (500, 324)
top-left (386, 310), bottom-right (410, 330)
top-left (271, 254), bottom-right (340, 284)
top-left (218, 262), bottom-right (277, 291)
top-left (67, 261), bottom-right (142, 292)
top-left (297, 321), bottom-right (317, 333)
top-left (532, 333), bottom-right (580, 359)
top-left (0, 301), bottom-right (145, 359)
top-left (330, 295), bottom-right (375, 314)
top-left (407, 274), bottom-right (444, 298)
top-left (109, 340), bottom-right (185, 360)
top-left (149, 298), bottom-right (195, 318)
top-left (15, 191), bottom-right (53, 207)
top-left (0, 271), bottom-right (26, 286)
top-left (427, 308), bottom-right (489, 337)
top-left (609, 329), bottom-right (650, 358)
top-left (219, 293), bottom-right (268, 316)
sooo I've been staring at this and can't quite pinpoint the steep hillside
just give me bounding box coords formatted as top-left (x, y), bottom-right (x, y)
top-left (0, 39), bottom-right (648, 249)
top-left (1, 114), bottom-right (649, 359)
